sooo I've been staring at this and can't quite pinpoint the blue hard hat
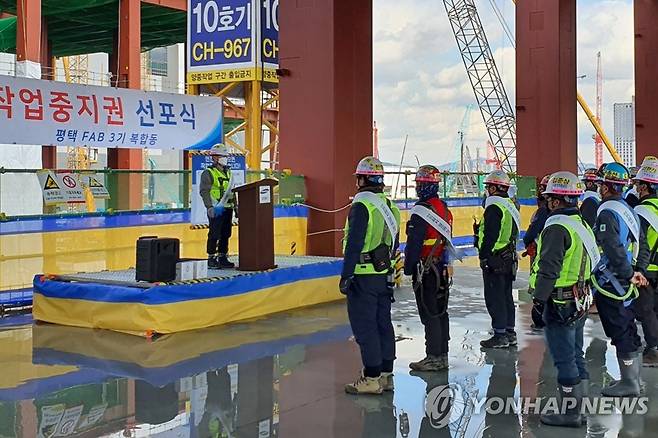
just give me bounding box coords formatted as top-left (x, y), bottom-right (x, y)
top-left (600, 162), bottom-right (630, 184)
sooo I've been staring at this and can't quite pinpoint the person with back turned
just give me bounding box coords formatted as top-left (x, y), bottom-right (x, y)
top-left (404, 165), bottom-right (454, 371)
top-left (580, 168), bottom-right (602, 229)
top-left (199, 143), bottom-right (236, 269)
top-left (340, 156), bottom-right (401, 395)
top-left (476, 170), bottom-right (520, 349)
top-left (529, 172), bottom-right (595, 427)
top-left (524, 174), bottom-right (551, 331)
top-left (592, 162), bottom-right (648, 397)
top-left (630, 160), bottom-right (658, 367)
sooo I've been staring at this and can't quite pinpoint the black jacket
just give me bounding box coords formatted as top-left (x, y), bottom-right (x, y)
top-left (579, 190), bottom-right (599, 229)
top-left (594, 196), bottom-right (637, 282)
top-left (524, 203), bottom-right (549, 248)
top-left (404, 197), bottom-right (450, 274)
top-left (479, 193), bottom-right (519, 261)
top-left (635, 194), bottom-right (658, 276)
top-left (341, 187), bottom-right (399, 279)
top-left (533, 207), bottom-right (583, 303)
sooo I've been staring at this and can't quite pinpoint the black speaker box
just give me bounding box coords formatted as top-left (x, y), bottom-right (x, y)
top-left (135, 236), bottom-right (180, 282)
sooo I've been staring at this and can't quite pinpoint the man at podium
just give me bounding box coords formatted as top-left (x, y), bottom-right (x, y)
top-left (340, 156), bottom-right (401, 395)
top-left (199, 144), bottom-right (236, 269)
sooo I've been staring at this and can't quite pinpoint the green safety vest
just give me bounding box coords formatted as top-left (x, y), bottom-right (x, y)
top-left (208, 167), bottom-right (234, 208)
top-left (343, 193), bottom-right (401, 275)
top-left (642, 198), bottom-right (658, 272)
top-left (529, 217), bottom-right (594, 290)
top-left (478, 198), bottom-right (515, 252)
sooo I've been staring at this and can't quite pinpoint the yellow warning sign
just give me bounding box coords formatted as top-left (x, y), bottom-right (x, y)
top-left (88, 177), bottom-right (103, 188)
top-left (44, 174), bottom-right (60, 190)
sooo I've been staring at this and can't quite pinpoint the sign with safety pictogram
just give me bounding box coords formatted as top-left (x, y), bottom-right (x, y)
top-left (56, 173), bottom-right (85, 203)
top-left (81, 174), bottom-right (110, 199)
top-left (37, 170), bottom-right (66, 205)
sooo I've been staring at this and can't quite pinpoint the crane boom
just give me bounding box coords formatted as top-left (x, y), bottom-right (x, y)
top-left (442, 0), bottom-right (517, 173)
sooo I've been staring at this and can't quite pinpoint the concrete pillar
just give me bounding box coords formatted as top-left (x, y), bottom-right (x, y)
top-left (634, 0), bottom-right (658, 162)
top-left (516, 0), bottom-right (577, 177)
top-left (279, 0), bottom-right (373, 256)
top-left (108, 0), bottom-right (143, 210)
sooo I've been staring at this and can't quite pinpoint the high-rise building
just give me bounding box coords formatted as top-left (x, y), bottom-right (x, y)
top-left (614, 99), bottom-right (636, 167)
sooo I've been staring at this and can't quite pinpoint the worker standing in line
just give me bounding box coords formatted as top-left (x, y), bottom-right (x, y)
top-left (404, 165), bottom-right (454, 371)
top-left (340, 156), bottom-right (401, 395)
top-left (524, 174), bottom-right (551, 331)
top-left (631, 161), bottom-right (658, 367)
top-left (580, 168), bottom-right (602, 228)
top-left (199, 144), bottom-right (236, 269)
top-left (476, 170), bottom-right (520, 349)
top-left (592, 163), bottom-right (648, 397)
top-left (624, 166), bottom-right (641, 208)
top-left (529, 172), bottom-right (595, 427)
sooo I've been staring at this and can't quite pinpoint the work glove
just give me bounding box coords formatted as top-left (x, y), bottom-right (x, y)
top-left (479, 258), bottom-right (489, 271)
top-left (532, 297), bottom-right (545, 317)
top-left (213, 205), bottom-right (225, 217)
top-left (232, 217), bottom-right (239, 226)
top-left (522, 242), bottom-right (537, 258)
top-left (339, 276), bottom-right (354, 295)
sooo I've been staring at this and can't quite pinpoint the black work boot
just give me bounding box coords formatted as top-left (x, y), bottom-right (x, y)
top-left (208, 255), bottom-right (220, 269)
top-left (480, 333), bottom-right (510, 349)
top-left (540, 383), bottom-right (583, 428)
top-left (506, 330), bottom-right (518, 346)
top-left (642, 347), bottom-right (658, 368)
top-left (216, 254), bottom-right (236, 269)
top-left (601, 354), bottom-right (640, 397)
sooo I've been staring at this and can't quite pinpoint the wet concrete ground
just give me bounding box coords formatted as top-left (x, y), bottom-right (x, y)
top-left (1, 265), bottom-right (657, 437)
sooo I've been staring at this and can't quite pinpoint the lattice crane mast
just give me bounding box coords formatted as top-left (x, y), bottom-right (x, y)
top-left (442, 0), bottom-right (517, 173)
top-left (594, 52), bottom-right (604, 168)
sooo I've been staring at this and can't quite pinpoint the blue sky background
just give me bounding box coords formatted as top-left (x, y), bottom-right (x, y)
top-left (373, 0), bottom-right (635, 168)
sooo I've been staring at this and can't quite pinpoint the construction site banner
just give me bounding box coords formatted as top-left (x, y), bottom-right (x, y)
top-left (187, 0), bottom-right (279, 84)
top-left (0, 75), bottom-right (223, 150)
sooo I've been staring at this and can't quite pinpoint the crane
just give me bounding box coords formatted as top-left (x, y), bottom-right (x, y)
top-left (594, 52), bottom-right (604, 168)
top-left (442, 0), bottom-right (517, 173)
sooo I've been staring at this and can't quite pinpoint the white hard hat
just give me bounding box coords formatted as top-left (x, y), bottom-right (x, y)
top-left (354, 156), bottom-right (385, 176)
top-left (634, 163), bottom-right (658, 185)
top-left (484, 170), bottom-right (511, 187)
top-left (544, 171), bottom-right (585, 196)
top-left (211, 143), bottom-right (230, 156)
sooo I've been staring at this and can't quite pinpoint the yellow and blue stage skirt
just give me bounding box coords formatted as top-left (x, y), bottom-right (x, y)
top-left (33, 256), bottom-right (344, 336)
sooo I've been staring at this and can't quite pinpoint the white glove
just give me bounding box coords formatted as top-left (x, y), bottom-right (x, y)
top-left (232, 217), bottom-right (239, 226)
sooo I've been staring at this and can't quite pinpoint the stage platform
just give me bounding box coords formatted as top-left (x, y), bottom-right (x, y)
top-left (33, 255), bottom-right (343, 336)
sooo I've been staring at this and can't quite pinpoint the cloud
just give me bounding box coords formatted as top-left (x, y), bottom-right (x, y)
top-left (374, 0), bottom-right (635, 170)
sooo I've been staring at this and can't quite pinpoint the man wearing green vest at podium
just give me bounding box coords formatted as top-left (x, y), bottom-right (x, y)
top-left (340, 156), bottom-right (401, 395)
top-left (200, 144), bottom-right (236, 269)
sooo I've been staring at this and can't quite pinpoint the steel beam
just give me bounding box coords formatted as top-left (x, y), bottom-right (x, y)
top-left (141, 0), bottom-right (187, 11)
top-left (16, 0), bottom-right (40, 64)
top-left (516, 0), bottom-right (578, 177)
top-left (279, 0), bottom-right (373, 256)
top-left (634, 0), bottom-right (658, 163)
top-left (108, 0), bottom-right (143, 211)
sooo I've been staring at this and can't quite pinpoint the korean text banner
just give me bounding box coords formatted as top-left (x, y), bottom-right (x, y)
top-left (187, 0), bottom-right (279, 84)
top-left (0, 75), bottom-right (223, 150)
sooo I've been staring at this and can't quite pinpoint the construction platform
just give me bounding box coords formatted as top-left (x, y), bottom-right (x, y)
top-left (33, 255), bottom-right (343, 336)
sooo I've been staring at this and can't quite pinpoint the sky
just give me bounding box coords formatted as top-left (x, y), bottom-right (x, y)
top-left (373, 0), bottom-right (635, 168)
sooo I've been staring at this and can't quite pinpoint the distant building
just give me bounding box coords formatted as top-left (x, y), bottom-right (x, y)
top-left (614, 99), bottom-right (636, 167)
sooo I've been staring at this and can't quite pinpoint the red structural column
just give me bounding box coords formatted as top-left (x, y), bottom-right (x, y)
top-left (279, 0), bottom-right (373, 257)
top-left (15, 0), bottom-right (40, 66)
top-left (108, 0), bottom-right (143, 210)
top-left (516, 0), bottom-right (577, 177)
top-left (634, 0), bottom-right (658, 161)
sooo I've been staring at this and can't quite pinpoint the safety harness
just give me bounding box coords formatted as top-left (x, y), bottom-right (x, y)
top-left (591, 201), bottom-right (640, 306)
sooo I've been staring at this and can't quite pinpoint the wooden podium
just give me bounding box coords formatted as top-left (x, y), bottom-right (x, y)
top-left (233, 178), bottom-right (279, 271)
